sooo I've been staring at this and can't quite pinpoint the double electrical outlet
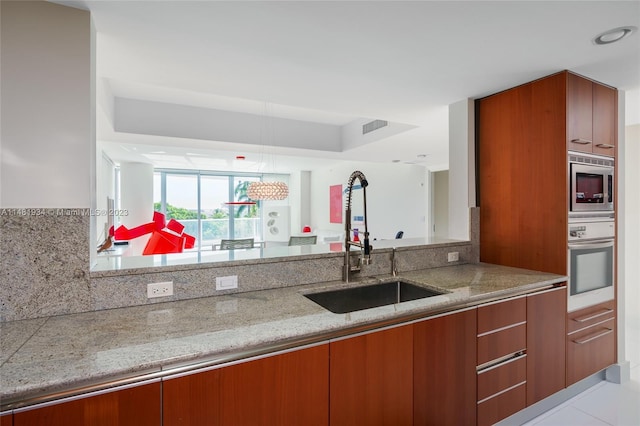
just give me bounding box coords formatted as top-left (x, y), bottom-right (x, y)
top-left (147, 281), bottom-right (174, 298)
top-left (146, 275), bottom-right (238, 299)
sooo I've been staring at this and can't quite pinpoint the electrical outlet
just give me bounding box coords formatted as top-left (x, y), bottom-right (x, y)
top-left (216, 275), bottom-right (238, 290)
top-left (147, 281), bottom-right (174, 298)
top-left (447, 252), bottom-right (459, 262)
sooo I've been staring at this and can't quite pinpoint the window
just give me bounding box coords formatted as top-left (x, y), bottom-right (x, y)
top-left (152, 170), bottom-right (265, 250)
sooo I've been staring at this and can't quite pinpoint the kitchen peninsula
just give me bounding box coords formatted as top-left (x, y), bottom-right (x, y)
top-left (1, 262), bottom-right (566, 425)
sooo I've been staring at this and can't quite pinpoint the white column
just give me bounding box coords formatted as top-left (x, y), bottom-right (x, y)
top-left (448, 99), bottom-right (475, 240)
top-left (300, 170), bottom-right (311, 233)
top-left (120, 162), bottom-right (154, 255)
top-left (608, 89), bottom-right (637, 383)
top-left (0, 1), bottom-right (92, 208)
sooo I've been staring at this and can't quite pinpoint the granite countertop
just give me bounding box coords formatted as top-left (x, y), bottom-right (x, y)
top-left (91, 236), bottom-right (465, 277)
top-left (0, 262), bottom-right (566, 410)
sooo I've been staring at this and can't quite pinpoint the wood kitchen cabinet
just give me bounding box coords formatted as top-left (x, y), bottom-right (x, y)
top-left (13, 381), bottom-right (160, 426)
top-left (0, 412), bottom-right (12, 426)
top-left (477, 296), bottom-right (527, 366)
top-left (478, 70), bottom-right (617, 277)
top-left (567, 71), bottom-right (593, 150)
top-left (567, 300), bottom-right (616, 385)
top-left (478, 69), bottom-right (617, 408)
top-left (476, 297), bottom-right (527, 426)
top-left (568, 72), bottom-right (617, 155)
top-left (163, 343), bottom-right (329, 426)
top-left (477, 71), bottom-right (568, 276)
top-left (330, 324), bottom-right (413, 426)
top-left (526, 286), bottom-right (567, 405)
top-left (414, 308), bottom-right (477, 426)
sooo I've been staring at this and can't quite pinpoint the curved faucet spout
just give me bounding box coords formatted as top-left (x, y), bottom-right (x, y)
top-left (346, 171), bottom-right (368, 209)
top-left (344, 170), bottom-right (372, 282)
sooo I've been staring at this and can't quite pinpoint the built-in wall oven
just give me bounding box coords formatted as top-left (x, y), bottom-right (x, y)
top-left (567, 219), bottom-right (615, 312)
top-left (569, 152), bottom-right (614, 215)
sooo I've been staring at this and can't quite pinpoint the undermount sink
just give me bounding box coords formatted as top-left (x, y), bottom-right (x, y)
top-left (304, 281), bottom-right (445, 314)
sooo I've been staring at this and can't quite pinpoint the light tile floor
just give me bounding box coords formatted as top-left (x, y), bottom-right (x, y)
top-left (522, 307), bottom-right (640, 426)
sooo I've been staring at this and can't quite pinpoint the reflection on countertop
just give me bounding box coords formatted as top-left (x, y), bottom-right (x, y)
top-left (91, 237), bottom-right (467, 275)
top-left (0, 262), bottom-right (565, 410)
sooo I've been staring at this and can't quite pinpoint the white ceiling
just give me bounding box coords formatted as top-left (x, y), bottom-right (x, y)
top-left (61, 0), bottom-right (640, 173)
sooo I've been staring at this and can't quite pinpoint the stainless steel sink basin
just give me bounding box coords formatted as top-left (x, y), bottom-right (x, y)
top-left (304, 281), bottom-right (445, 314)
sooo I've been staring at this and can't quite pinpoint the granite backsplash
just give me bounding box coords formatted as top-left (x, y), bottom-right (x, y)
top-left (0, 208), bottom-right (479, 322)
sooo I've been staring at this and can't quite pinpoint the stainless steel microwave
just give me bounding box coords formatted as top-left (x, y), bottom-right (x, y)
top-left (569, 153), bottom-right (614, 214)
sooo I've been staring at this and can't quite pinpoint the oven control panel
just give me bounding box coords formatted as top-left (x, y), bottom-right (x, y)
top-left (568, 221), bottom-right (615, 241)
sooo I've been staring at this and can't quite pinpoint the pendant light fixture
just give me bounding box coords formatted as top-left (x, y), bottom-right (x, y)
top-left (247, 181), bottom-right (289, 200)
top-left (247, 102), bottom-right (289, 201)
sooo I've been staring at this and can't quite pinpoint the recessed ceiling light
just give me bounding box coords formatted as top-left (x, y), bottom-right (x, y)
top-left (594, 26), bottom-right (637, 45)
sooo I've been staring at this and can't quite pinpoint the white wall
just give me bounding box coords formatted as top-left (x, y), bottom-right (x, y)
top-left (309, 161), bottom-right (428, 241)
top-left (114, 98), bottom-right (343, 152)
top-left (96, 151), bottom-right (116, 242)
top-left (119, 162), bottom-right (154, 255)
top-left (448, 99), bottom-right (475, 240)
top-left (260, 173), bottom-right (295, 237)
top-left (433, 170), bottom-right (449, 238)
top-left (622, 123), bottom-right (640, 364)
top-left (0, 1), bottom-right (93, 208)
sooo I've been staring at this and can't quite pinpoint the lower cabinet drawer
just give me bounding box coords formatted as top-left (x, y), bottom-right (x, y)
top-left (567, 300), bottom-right (615, 334)
top-left (477, 381), bottom-right (526, 426)
top-left (477, 323), bottom-right (526, 366)
top-left (567, 318), bottom-right (615, 385)
top-left (477, 355), bottom-right (526, 401)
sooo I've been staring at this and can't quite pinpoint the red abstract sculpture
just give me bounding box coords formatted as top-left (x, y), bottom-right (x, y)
top-left (114, 212), bottom-right (196, 255)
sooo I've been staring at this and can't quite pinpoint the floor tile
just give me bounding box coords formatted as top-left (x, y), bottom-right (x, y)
top-left (524, 405), bottom-right (610, 425)
top-left (523, 309), bottom-right (640, 426)
top-left (570, 382), bottom-right (640, 426)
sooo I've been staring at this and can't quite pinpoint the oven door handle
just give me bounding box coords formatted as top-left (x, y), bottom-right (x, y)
top-left (568, 240), bottom-right (614, 250)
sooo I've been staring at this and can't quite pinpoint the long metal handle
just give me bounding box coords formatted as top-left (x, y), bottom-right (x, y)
top-left (595, 143), bottom-right (615, 149)
top-left (573, 308), bottom-right (614, 323)
top-left (571, 138), bottom-right (592, 144)
top-left (572, 328), bottom-right (613, 345)
top-left (568, 239), bottom-right (614, 250)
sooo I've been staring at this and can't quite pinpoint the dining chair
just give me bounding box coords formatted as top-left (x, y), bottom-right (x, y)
top-left (219, 238), bottom-right (255, 250)
top-left (288, 235), bottom-right (317, 246)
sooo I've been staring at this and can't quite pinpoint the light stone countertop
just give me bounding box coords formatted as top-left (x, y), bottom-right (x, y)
top-left (0, 262), bottom-right (566, 410)
top-left (91, 236), bottom-right (465, 276)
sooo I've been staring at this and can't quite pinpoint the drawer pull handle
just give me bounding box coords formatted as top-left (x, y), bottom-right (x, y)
top-left (573, 309), bottom-right (614, 323)
top-left (573, 328), bottom-right (613, 345)
top-left (477, 381), bottom-right (527, 405)
top-left (571, 138), bottom-right (592, 145)
top-left (595, 143), bottom-right (615, 149)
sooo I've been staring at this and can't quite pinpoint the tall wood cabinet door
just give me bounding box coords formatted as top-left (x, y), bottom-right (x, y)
top-left (478, 71), bottom-right (567, 275)
top-left (592, 83), bottom-right (617, 156)
top-left (526, 287), bottom-right (567, 405)
top-left (567, 72), bottom-right (594, 152)
top-left (163, 344), bottom-right (329, 426)
top-left (414, 309), bottom-right (477, 426)
top-left (330, 324), bottom-right (413, 426)
top-left (14, 381), bottom-right (161, 426)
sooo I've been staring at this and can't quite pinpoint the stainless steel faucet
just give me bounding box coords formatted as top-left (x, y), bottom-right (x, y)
top-left (343, 171), bottom-right (371, 282)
